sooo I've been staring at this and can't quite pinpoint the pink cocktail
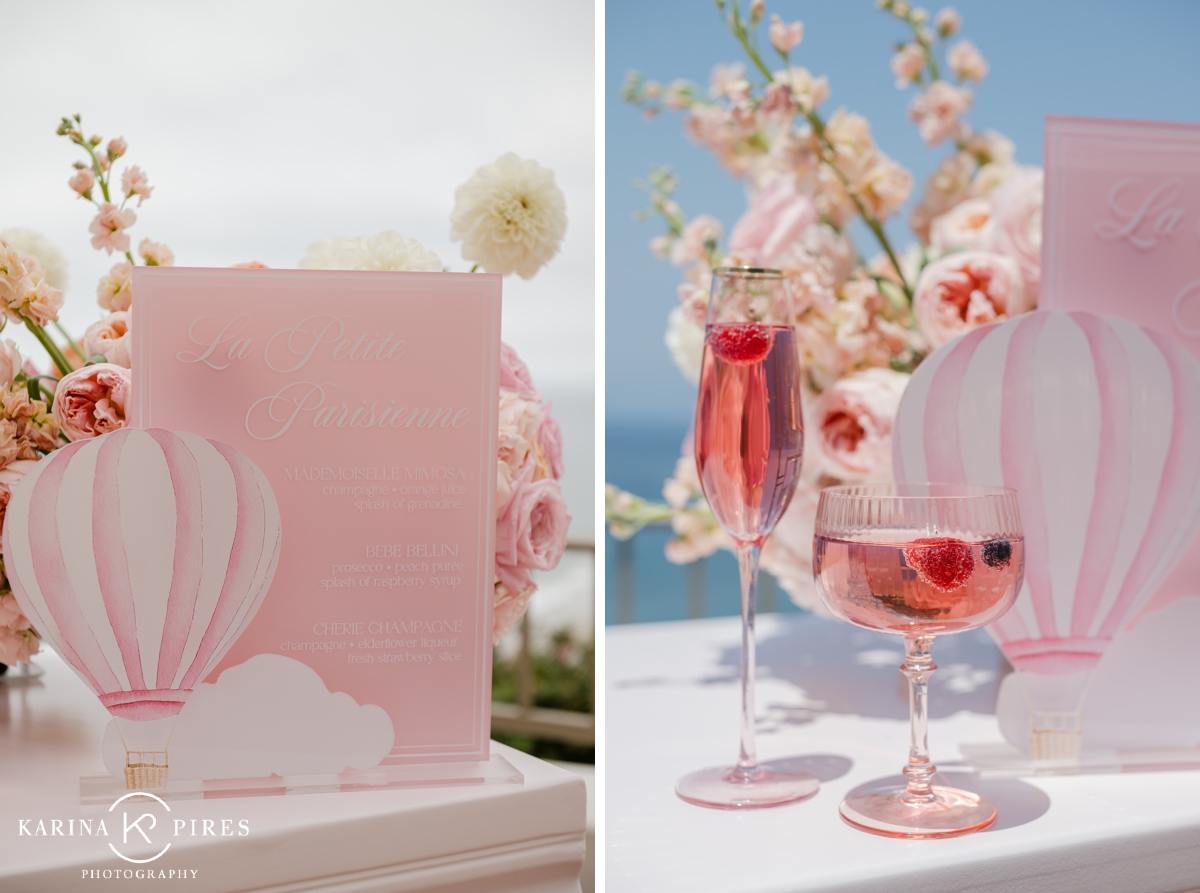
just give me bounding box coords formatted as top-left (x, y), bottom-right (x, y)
top-left (675, 267), bottom-right (818, 810)
top-left (813, 484), bottom-right (1024, 838)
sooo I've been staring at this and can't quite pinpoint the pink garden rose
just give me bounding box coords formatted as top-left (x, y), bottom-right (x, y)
top-left (499, 341), bottom-right (541, 402)
top-left (88, 203), bottom-right (137, 254)
top-left (729, 176), bottom-right (817, 267)
top-left (929, 197), bottom-right (992, 255)
top-left (984, 166), bottom-right (1042, 306)
top-left (809, 367), bottom-right (909, 481)
top-left (51, 363), bottom-right (131, 441)
top-left (494, 466), bottom-right (570, 594)
top-left (83, 311), bottom-right (131, 367)
top-left (914, 250), bottom-right (1029, 348)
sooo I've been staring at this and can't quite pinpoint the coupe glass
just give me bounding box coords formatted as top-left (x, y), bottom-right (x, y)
top-left (813, 483), bottom-right (1024, 837)
top-left (674, 267), bottom-right (819, 809)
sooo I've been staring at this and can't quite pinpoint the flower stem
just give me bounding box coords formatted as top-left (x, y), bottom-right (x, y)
top-left (723, 6), bottom-right (913, 301)
top-left (27, 322), bottom-right (75, 377)
top-left (52, 321), bottom-right (85, 365)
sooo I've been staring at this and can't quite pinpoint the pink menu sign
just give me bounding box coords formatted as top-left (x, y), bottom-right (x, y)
top-left (1042, 114), bottom-right (1200, 617)
top-left (131, 267), bottom-right (501, 762)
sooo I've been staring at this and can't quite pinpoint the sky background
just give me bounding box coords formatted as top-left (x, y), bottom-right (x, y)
top-left (606, 0), bottom-right (1200, 425)
top-left (0, 0), bottom-right (596, 539)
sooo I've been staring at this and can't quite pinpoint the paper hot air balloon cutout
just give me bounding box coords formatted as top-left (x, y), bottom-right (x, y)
top-left (893, 311), bottom-right (1200, 761)
top-left (2, 428), bottom-right (281, 787)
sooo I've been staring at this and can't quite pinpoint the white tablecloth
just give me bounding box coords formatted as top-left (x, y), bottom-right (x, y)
top-left (606, 614), bottom-right (1200, 893)
top-left (0, 650), bottom-right (587, 892)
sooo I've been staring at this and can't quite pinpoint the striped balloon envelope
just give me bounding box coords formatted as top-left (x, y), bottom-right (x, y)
top-left (893, 311), bottom-right (1200, 675)
top-left (2, 427), bottom-right (281, 720)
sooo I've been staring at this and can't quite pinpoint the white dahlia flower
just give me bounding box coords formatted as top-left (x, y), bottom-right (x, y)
top-left (450, 153), bottom-right (567, 279)
top-left (0, 227), bottom-right (69, 290)
top-left (298, 230), bottom-right (441, 272)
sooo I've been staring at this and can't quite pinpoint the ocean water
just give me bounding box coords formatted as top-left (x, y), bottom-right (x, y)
top-left (605, 420), bottom-right (808, 625)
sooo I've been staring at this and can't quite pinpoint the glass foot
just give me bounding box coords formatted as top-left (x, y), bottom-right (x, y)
top-left (840, 784), bottom-right (996, 838)
top-left (675, 764), bottom-right (819, 810)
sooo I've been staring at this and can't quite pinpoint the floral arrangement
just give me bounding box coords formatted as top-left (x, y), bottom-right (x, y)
top-left (0, 123), bottom-right (570, 664)
top-left (606, 1), bottom-right (1043, 612)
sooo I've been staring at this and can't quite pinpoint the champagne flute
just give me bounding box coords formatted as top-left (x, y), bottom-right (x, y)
top-left (674, 267), bottom-right (818, 809)
top-left (812, 483), bottom-right (1024, 837)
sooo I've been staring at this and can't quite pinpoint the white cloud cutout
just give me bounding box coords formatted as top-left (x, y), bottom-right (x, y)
top-left (102, 654), bottom-right (395, 780)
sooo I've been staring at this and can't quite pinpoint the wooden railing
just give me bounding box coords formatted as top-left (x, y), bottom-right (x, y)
top-left (490, 540), bottom-right (595, 747)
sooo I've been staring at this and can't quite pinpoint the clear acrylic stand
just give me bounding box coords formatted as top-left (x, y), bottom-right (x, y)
top-left (80, 754), bottom-right (523, 805)
top-left (961, 741), bottom-right (1200, 777)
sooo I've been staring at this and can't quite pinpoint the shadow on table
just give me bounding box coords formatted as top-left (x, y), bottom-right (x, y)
top-left (839, 771), bottom-right (1051, 833)
top-left (703, 614), bottom-right (1011, 724)
top-left (762, 753), bottom-right (853, 784)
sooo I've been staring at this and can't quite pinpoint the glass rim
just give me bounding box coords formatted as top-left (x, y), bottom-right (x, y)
top-left (818, 482), bottom-right (1018, 501)
top-left (711, 265), bottom-right (786, 280)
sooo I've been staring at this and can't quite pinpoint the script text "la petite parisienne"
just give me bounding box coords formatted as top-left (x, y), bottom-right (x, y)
top-left (174, 314), bottom-right (470, 441)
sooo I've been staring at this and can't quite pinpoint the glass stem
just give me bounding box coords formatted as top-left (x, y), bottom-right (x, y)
top-left (901, 636), bottom-right (938, 803)
top-left (735, 540), bottom-right (761, 776)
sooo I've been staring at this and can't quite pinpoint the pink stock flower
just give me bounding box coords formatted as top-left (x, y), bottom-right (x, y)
top-left (670, 215), bottom-right (723, 267)
top-left (947, 40), bottom-right (988, 82)
top-left (913, 250), bottom-right (1028, 348)
top-left (774, 67), bottom-right (829, 113)
top-left (728, 176), bottom-right (817, 267)
top-left (709, 63), bottom-right (749, 100)
top-left (908, 81), bottom-right (973, 146)
top-left (810, 367), bottom-right (909, 481)
top-left (97, 261), bottom-right (133, 311)
top-left (493, 580), bottom-right (535, 644)
top-left (107, 136), bottom-right (128, 158)
top-left (51, 363), bottom-right (131, 441)
top-left (929, 197), bottom-right (992, 254)
top-left (983, 166), bottom-right (1042, 306)
top-left (769, 15), bottom-right (803, 54)
top-left (0, 592), bottom-right (28, 629)
top-left (685, 104), bottom-right (755, 176)
top-left (88, 203), bottom-right (137, 254)
top-left (231, 261), bottom-right (267, 268)
top-left (121, 165), bottom-right (153, 205)
top-left (891, 42), bottom-right (926, 88)
top-left (539, 403), bottom-right (565, 480)
top-left (83, 311), bottom-right (131, 367)
top-left (934, 7), bottom-right (961, 37)
top-left (6, 278), bottom-right (63, 326)
top-left (0, 617), bottom-right (39, 665)
top-left (0, 340), bottom-right (20, 389)
top-left (68, 169), bottom-right (95, 195)
top-left (138, 238), bottom-right (174, 266)
top-left (759, 81), bottom-right (795, 118)
top-left (499, 342), bottom-right (541, 402)
top-left (856, 157), bottom-right (913, 221)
